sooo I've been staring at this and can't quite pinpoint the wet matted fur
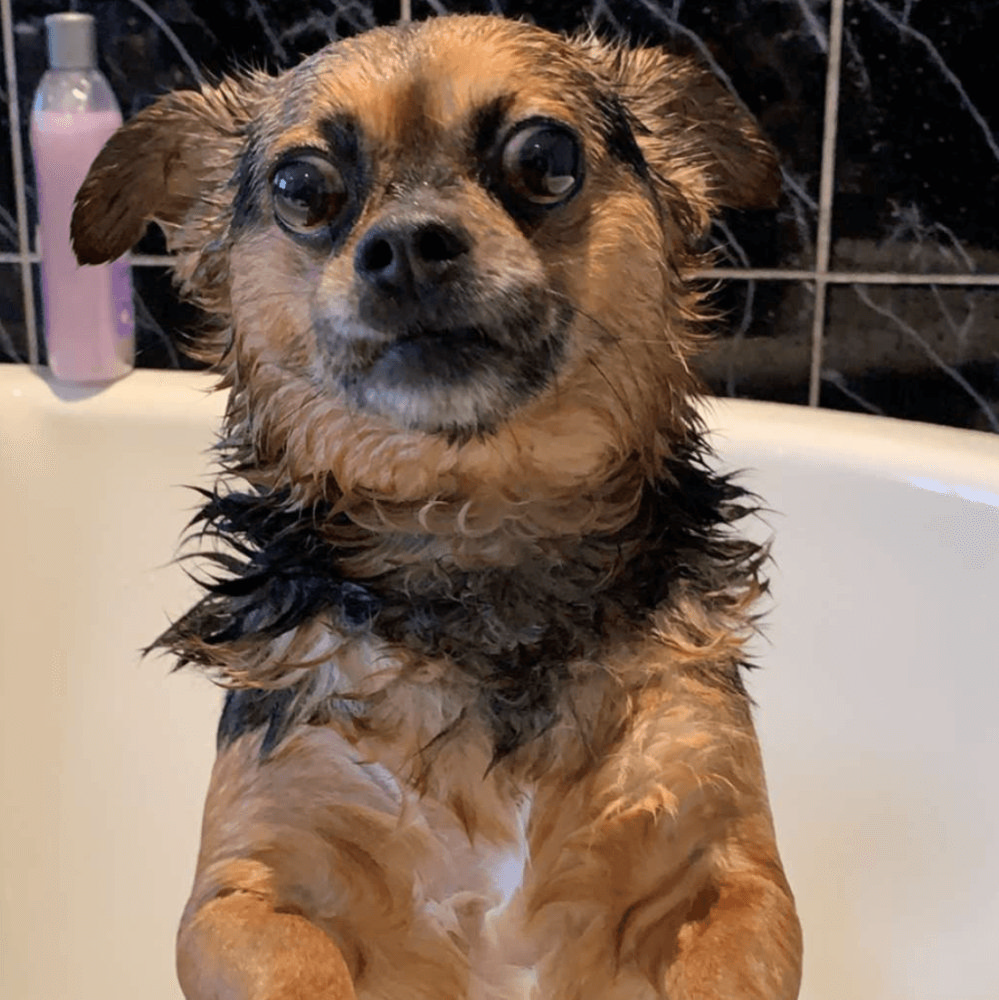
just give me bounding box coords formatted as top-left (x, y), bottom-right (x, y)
top-left (72, 15), bottom-right (802, 1000)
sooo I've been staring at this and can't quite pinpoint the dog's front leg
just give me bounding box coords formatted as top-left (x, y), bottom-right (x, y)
top-left (178, 879), bottom-right (356, 1000)
top-left (175, 728), bottom-right (403, 1000)
top-left (175, 725), bottom-right (476, 1000)
top-left (658, 835), bottom-right (802, 1000)
top-left (527, 670), bottom-right (802, 1000)
top-left (175, 727), bottom-right (370, 1000)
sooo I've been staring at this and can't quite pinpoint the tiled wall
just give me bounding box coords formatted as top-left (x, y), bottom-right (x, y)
top-left (2, 0), bottom-right (997, 431)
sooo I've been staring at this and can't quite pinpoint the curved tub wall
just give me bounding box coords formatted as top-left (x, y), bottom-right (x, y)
top-left (2, 366), bottom-right (997, 1000)
top-left (708, 399), bottom-right (999, 1000)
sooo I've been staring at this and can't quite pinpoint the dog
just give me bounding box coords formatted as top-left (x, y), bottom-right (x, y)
top-left (72, 14), bottom-right (801, 1000)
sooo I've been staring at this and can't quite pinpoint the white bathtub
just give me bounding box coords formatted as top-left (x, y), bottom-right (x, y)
top-left (2, 364), bottom-right (997, 1000)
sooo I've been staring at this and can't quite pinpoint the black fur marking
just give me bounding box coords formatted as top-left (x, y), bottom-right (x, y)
top-left (218, 687), bottom-right (297, 754)
top-left (156, 437), bottom-right (761, 760)
top-left (318, 113), bottom-right (363, 165)
top-left (595, 90), bottom-right (652, 182)
top-left (172, 489), bottom-right (381, 645)
top-left (232, 132), bottom-right (265, 233)
top-left (472, 95), bottom-right (514, 161)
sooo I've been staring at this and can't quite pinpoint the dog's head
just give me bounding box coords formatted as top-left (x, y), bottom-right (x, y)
top-left (73, 16), bottom-right (777, 506)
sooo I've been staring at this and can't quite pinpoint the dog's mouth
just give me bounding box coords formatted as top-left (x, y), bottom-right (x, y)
top-left (365, 322), bottom-right (503, 383)
top-left (332, 311), bottom-right (569, 437)
top-left (396, 323), bottom-right (493, 351)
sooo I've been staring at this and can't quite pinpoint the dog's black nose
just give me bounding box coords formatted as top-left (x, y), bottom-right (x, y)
top-left (354, 219), bottom-right (471, 300)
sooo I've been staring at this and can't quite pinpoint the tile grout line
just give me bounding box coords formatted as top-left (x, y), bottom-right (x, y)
top-left (700, 268), bottom-right (999, 286)
top-left (808, 0), bottom-right (846, 406)
top-left (1, 0), bottom-right (38, 366)
top-left (9, 252), bottom-right (997, 288)
top-left (8, 250), bottom-right (998, 287)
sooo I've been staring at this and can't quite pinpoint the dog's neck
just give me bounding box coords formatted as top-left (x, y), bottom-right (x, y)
top-left (156, 427), bottom-right (762, 758)
top-left (216, 366), bottom-right (695, 528)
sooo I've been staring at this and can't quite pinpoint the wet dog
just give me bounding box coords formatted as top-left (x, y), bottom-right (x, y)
top-left (73, 14), bottom-right (801, 1000)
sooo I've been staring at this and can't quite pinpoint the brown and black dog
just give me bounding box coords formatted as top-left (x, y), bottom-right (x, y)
top-left (73, 15), bottom-right (801, 1000)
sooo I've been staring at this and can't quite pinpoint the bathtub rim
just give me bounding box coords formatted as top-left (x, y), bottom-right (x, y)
top-left (2, 364), bottom-right (997, 490)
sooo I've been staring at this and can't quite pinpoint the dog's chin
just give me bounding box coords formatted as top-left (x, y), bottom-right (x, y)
top-left (339, 324), bottom-right (566, 438)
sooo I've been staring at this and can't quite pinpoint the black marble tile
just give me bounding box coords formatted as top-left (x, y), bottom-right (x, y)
top-left (131, 265), bottom-right (205, 370)
top-left (0, 265), bottom-right (30, 363)
top-left (821, 284), bottom-right (999, 431)
top-left (15, 1), bottom-right (399, 102)
top-left (697, 279), bottom-right (814, 405)
top-left (0, 42), bottom-right (18, 254)
top-left (834, 0), bottom-right (999, 274)
top-left (412, 0), bottom-right (825, 270)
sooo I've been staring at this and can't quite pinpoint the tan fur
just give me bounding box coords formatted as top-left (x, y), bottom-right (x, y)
top-left (73, 15), bottom-right (800, 999)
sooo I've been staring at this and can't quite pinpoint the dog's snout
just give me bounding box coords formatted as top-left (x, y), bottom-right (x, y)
top-left (355, 220), bottom-right (471, 298)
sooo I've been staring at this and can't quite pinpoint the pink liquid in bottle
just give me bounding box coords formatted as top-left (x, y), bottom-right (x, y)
top-left (31, 109), bottom-right (134, 383)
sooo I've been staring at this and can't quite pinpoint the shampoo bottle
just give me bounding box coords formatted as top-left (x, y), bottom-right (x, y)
top-left (30, 12), bottom-right (134, 383)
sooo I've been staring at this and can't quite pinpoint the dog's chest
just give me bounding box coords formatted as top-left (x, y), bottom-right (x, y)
top-left (344, 736), bottom-right (540, 1000)
top-left (278, 635), bottom-right (619, 996)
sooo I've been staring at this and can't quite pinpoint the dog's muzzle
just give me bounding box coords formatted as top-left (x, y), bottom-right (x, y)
top-left (315, 212), bottom-right (568, 435)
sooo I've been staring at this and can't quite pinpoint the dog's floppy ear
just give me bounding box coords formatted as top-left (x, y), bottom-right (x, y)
top-left (582, 39), bottom-right (780, 220)
top-left (71, 77), bottom-right (266, 266)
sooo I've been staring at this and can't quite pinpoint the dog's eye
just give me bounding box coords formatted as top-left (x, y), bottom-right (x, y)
top-left (500, 123), bottom-right (582, 206)
top-left (271, 156), bottom-right (347, 234)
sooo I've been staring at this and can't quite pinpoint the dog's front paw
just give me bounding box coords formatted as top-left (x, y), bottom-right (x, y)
top-left (178, 892), bottom-right (357, 1000)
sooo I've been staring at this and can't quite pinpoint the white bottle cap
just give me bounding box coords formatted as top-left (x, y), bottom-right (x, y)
top-left (45, 12), bottom-right (97, 71)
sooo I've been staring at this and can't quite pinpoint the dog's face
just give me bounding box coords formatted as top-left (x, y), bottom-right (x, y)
top-left (73, 16), bottom-right (777, 503)
top-left (230, 24), bottom-right (604, 438)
